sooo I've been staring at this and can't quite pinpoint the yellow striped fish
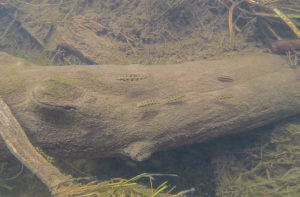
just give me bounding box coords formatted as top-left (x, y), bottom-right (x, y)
top-left (117, 74), bottom-right (148, 81)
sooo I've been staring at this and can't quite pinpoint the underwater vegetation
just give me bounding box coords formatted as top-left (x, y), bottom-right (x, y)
top-left (0, 162), bottom-right (23, 191)
top-left (36, 147), bottom-right (55, 164)
top-left (213, 117), bottom-right (300, 197)
top-left (1, 0), bottom-right (299, 65)
top-left (53, 173), bottom-right (180, 197)
top-left (286, 50), bottom-right (299, 67)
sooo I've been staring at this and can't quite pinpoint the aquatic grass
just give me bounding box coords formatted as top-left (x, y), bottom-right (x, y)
top-left (225, 0), bottom-right (300, 42)
top-left (0, 162), bottom-right (23, 191)
top-left (0, 0), bottom-right (241, 65)
top-left (55, 173), bottom-right (178, 197)
top-left (213, 118), bottom-right (300, 197)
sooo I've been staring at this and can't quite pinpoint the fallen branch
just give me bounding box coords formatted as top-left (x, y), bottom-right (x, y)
top-left (0, 98), bottom-right (71, 195)
top-left (0, 52), bottom-right (299, 162)
top-left (270, 39), bottom-right (300, 52)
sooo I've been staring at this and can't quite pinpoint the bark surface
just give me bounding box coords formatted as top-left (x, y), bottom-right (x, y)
top-left (0, 52), bottom-right (300, 161)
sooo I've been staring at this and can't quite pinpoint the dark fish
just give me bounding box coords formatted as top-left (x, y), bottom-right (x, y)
top-left (217, 76), bottom-right (234, 82)
top-left (216, 94), bottom-right (233, 101)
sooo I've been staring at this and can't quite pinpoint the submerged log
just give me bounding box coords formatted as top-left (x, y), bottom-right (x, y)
top-left (0, 52), bottom-right (300, 161)
top-left (271, 39), bottom-right (300, 53)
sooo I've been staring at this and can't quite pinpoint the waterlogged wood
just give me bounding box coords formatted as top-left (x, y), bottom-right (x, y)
top-left (0, 52), bottom-right (300, 161)
top-left (0, 98), bottom-right (70, 193)
top-left (271, 39), bottom-right (300, 52)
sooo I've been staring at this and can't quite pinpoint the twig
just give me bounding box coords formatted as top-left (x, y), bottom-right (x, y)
top-left (228, 0), bottom-right (246, 39)
top-left (263, 20), bottom-right (282, 40)
top-left (272, 8), bottom-right (300, 38)
top-left (286, 50), bottom-right (298, 67)
top-left (0, 10), bottom-right (18, 41)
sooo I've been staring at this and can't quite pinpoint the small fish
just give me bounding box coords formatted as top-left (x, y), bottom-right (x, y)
top-left (137, 99), bottom-right (160, 108)
top-left (117, 74), bottom-right (148, 81)
top-left (216, 94), bottom-right (233, 101)
top-left (217, 76), bottom-right (234, 83)
top-left (165, 95), bottom-right (185, 104)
